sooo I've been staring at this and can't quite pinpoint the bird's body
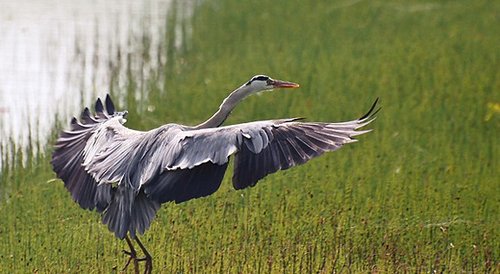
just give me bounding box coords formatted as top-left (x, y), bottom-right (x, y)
top-left (51, 75), bottom-right (379, 273)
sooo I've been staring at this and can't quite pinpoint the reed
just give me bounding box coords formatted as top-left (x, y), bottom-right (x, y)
top-left (0, 0), bottom-right (498, 272)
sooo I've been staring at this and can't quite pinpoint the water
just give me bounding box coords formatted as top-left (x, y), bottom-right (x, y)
top-left (0, 0), bottom-right (182, 166)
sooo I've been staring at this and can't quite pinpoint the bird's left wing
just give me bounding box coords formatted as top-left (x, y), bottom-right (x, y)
top-left (51, 95), bottom-right (139, 211)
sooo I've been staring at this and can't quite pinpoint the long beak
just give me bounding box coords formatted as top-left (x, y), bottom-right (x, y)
top-left (272, 79), bottom-right (300, 89)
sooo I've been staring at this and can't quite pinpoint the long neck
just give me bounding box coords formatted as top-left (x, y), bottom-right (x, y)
top-left (193, 85), bottom-right (251, 129)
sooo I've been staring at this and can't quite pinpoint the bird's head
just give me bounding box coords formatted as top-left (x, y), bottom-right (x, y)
top-left (244, 75), bottom-right (300, 93)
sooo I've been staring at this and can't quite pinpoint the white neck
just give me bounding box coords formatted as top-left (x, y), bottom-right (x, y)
top-left (193, 84), bottom-right (253, 129)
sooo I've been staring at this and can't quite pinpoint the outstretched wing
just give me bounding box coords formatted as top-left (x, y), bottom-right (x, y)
top-left (144, 99), bottom-right (380, 200)
top-left (51, 95), bottom-right (135, 211)
top-left (232, 99), bottom-right (380, 189)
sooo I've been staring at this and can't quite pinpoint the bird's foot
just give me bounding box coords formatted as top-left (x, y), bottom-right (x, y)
top-left (140, 253), bottom-right (152, 274)
top-left (122, 249), bottom-right (152, 274)
top-left (122, 249), bottom-right (139, 274)
top-left (134, 236), bottom-right (153, 274)
top-left (122, 235), bottom-right (152, 274)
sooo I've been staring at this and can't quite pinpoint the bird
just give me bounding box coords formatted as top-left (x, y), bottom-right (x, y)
top-left (51, 75), bottom-right (379, 273)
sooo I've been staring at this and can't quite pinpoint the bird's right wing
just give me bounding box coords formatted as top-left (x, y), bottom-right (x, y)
top-left (231, 115), bottom-right (377, 189)
top-left (144, 99), bottom-right (379, 202)
top-left (231, 99), bottom-right (379, 189)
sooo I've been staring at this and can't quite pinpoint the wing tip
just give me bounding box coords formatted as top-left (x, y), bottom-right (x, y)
top-left (359, 97), bottom-right (380, 121)
top-left (95, 98), bottom-right (104, 113)
top-left (105, 94), bottom-right (115, 115)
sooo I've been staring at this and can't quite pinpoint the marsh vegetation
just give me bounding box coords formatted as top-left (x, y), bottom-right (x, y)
top-left (0, 0), bottom-right (498, 272)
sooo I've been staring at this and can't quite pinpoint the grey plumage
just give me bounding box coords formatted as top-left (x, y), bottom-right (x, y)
top-left (51, 75), bottom-right (379, 241)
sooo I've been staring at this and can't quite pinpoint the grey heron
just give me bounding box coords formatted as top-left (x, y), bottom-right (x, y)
top-left (51, 75), bottom-right (379, 273)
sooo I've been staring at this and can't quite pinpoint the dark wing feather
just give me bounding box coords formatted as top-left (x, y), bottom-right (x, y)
top-left (144, 162), bottom-right (229, 204)
top-left (232, 99), bottom-right (379, 189)
top-left (51, 95), bottom-right (126, 211)
top-left (232, 123), bottom-right (348, 189)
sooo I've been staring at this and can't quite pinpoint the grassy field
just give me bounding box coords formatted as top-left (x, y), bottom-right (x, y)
top-left (1, 0), bottom-right (499, 272)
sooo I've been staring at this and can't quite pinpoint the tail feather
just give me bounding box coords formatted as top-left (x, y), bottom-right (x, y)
top-left (102, 186), bottom-right (134, 239)
top-left (95, 184), bottom-right (113, 212)
top-left (130, 192), bottom-right (160, 237)
top-left (101, 185), bottom-right (159, 239)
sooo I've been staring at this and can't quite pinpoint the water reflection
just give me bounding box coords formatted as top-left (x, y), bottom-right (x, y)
top-left (0, 0), bottom-right (175, 165)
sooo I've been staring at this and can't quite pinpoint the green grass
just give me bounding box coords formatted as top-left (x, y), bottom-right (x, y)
top-left (1, 0), bottom-right (499, 272)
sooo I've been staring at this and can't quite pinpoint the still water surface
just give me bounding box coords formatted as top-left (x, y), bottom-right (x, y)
top-left (0, 0), bottom-right (177, 163)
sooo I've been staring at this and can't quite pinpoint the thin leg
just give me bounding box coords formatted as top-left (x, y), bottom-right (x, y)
top-left (134, 236), bottom-right (153, 274)
top-left (122, 235), bottom-right (140, 274)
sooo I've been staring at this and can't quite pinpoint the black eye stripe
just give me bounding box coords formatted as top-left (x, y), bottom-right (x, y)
top-left (246, 75), bottom-right (270, 85)
top-left (254, 76), bottom-right (269, 81)
top-left (246, 75), bottom-right (271, 86)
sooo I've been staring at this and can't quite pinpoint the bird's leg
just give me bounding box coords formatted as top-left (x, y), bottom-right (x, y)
top-left (134, 236), bottom-right (153, 274)
top-left (122, 235), bottom-right (140, 274)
